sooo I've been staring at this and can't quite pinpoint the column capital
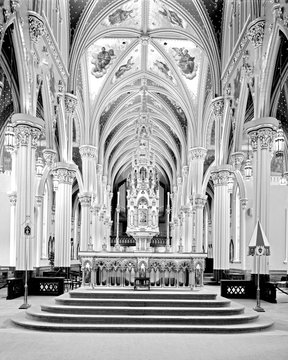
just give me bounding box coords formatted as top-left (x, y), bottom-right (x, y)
top-left (96, 163), bottom-right (103, 175)
top-left (247, 18), bottom-right (265, 48)
top-left (8, 191), bottom-right (17, 206)
top-left (245, 117), bottom-right (278, 152)
top-left (194, 194), bottom-right (207, 209)
top-left (182, 165), bottom-right (189, 176)
top-left (79, 145), bottom-right (97, 159)
top-left (189, 147), bottom-right (207, 161)
top-left (211, 165), bottom-right (233, 186)
top-left (211, 96), bottom-right (224, 118)
top-left (230, 152), bottom-right (245, 170)
top-left (35, 195), bottom-right (44, 207)
top-left (52, 162), bottom-right (77, 185)
top-left (64, 93), bottom-right (77, 114)
top-left (42, 149), bottom-right (57, 167)
top-left (78, 192), bottom-right (92, 207)
top-left (11, 114), bottom-right (44, 149)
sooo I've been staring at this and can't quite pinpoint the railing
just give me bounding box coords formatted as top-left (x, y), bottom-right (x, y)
top-left (79, 252), bottom-right (206, 289)
top-left (110, 235), bottom-right (136, 247)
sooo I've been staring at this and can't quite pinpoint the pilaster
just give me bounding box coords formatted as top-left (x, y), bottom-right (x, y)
top-left (79, 193), bottom-right (92, 251)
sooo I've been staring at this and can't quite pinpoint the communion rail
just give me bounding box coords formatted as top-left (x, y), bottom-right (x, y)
top-left (79, 252), bottom-right (206, 289)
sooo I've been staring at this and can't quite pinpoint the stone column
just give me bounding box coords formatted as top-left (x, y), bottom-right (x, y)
top-left (245, 117), bottom-right (278, 275)
top-left (79, 193), bottom-right (92, 251)
top-left (35, 195), bottom-right (44, 267)
top-left (65, 94), bottom-right (77, 162)
top-left (194, 195), bottom-right (207, 253)
top-left (52, 162), bottom-right (77, 267)
top-left (79, 145), bottom-right (97, 193)
top-left (188, 147), bottom-right (207, 195)
top-left (211, 165), bottom-right (233, 281)
top-left (8, 192), bottom-right (17, 267)
top-left (11, 114), bottom-right (43, 270)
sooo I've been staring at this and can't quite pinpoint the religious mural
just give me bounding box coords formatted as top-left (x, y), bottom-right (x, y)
top-left (91, 47), bottom-right (116, 78)
top-left (158, 5), bottom-right (183, 28)
top-left (108, 8), bottom-right (134, 25)
top-left (115, 56), bottom-right (135, 79)
top-left (154, 60), bottom-right (174, 81)
top-left (172, 47), bottom-right (198, 80)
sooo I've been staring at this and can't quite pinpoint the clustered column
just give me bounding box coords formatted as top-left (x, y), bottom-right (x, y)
top-left (52, 163), bottom-right (77, 267)
top-left (211, 166), bottom-right (233, 281)
top-left (246, 117), bottom-right (278, 275)
top-left (12, 114), bottom-right (44, 270)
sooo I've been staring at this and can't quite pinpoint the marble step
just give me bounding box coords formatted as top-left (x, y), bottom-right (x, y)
top-left (12, 314), bottom-right (274, 333)
top-left (41, 303), bottom-right (245, 316)
top-left (24, 307), bottom-right (259, 325)
top-left (69, 288), bottom-right (217, 300)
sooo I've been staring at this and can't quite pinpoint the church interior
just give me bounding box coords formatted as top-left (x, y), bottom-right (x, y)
top-left (0, 0), bottom-right (288, 353)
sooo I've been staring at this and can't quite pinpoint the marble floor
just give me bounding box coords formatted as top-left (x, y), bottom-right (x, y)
top-left (0, 285), bottom-right (288, 360)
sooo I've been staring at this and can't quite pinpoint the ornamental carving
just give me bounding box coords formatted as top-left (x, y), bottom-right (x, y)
top-left (14, 125), bottom-right (42, 148)
top-left (64, 94), bottom-right (77, 114)
top-left (42, 149), bottom-right (57, 166)
top-left (189, 147), bottom-right (207, 161)
top-left (8, 192), bottom-right (17, 206)
top-left (230, 152), bottom-right (245, 170)
top-left (247, 19), bottom-right (265, 48)
top-left (211, 169), bottom-right (231, 186)
top-left (79, 146), bottom-right (97, 159)
top-left (96, 164), bottom-right (103, 174)
top-left (28, 15), bottom-right (45, 43)
top-left (211, 97), bottom-right (224, 118)
top-left (79, 194), bottom-right (92, 207)
top-left (52, 168), bottom-right (76, 185)
top-left (35, 195), bottom-right (43, 207)
top-left (194, 196), bottom-right (207, 209)
top-left (182, 165), bottom-right (189, 176)
top-left (248, 128), bottom-right (276, 151)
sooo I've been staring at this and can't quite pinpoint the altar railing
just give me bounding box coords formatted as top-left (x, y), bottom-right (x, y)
top-left (79, 252), bottom-right (206, 289)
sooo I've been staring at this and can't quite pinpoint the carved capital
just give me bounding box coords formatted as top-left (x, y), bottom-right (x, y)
top-left (240, 198), bottom-right (248, 210)
top-left (230, 152), bottom-right (245, 170)
top-left (79, 193), bottom-right (92, 207)
top-left (194, 195), bottom-right (207, 209)
top-left (96, 164), bottom-right (103, 175)
top-left (14, 125), bottom-right (42, 148)
top-left (248, 128), bottom-right (276, 151)
top-left (64, 93), bottom-right (77, 114)
top-left (247, 19), bottom-right (265, 48)
top-left (211, 166), bottom-right (233, 186)
top-left (8, 192), bottom-right (17, 206)
top-left (35, 195), bottom-right (43, 207)
top-left (79, 145), bottom-right (97, 159)
top-left (28, 15), bottom-right (45, 43)
top-left (42, 149), bottom-right (57, 167)
top-left (52, 163), bottom-right (77, 185)
top-left (182, 165), bottom-right (189, 176)
top-left (189, 147), bottom-right (207, 161)
top-left (211, 97), bottom-right (224, 118)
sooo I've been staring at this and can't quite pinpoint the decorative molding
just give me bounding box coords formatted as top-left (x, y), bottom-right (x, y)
top-left (8, 192), bottom-right (17, 206)
top-left (52, 164), bottom-right (77, 185)
top-left (194, 195), bottom-right (207, 209)
top-left (42, 149), bottom-right (57, 167)
top-left (247, 19), bottom-right (265, 48)
top-left (64, 93), bottom-right (77, 114)
top-left (211, 97), bottom-right (224, 118)
top-left (14, 125), bottom-right (42, 148)
top-left (28, 14), bottom-right (45, 43)
top-left (189, 147), bottom-right (207, 161)
top-left (248, 128), bottom-right (276, 151)
top-left (35, 195), bottom-right (44, 207)
top-left (79, 145), bottom-right (97, 159)
top-left (230, 152), bottom-right (245, 170)
top-left (211, 166), bottom-right (233, 186)
top-left (79, 193), bottom-right (92, 207)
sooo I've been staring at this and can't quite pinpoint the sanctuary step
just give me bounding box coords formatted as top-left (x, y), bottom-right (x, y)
top-left (12, 288), bottom-right (273, 333)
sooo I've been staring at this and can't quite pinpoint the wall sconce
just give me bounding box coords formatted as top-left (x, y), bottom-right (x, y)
top-left (4, 120), bottom-right (15, 153)
top-left (244, 159), bottom-right (252, 180)
top-left (274, 127), bottom-right (285, 157)
top-left (228, 173), bottom-right (234, 193)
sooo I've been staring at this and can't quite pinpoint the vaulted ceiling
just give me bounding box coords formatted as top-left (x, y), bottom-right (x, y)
top-left (68, 0), bottom-right (224, 189)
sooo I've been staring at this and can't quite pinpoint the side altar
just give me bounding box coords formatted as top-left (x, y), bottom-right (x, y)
top-left (78, 251), bottom-right (206, 289)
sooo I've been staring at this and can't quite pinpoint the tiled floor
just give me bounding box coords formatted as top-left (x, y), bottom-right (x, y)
top-left (0, 285), bottom-right (288, 360)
